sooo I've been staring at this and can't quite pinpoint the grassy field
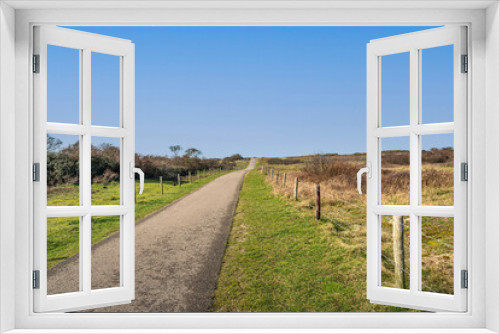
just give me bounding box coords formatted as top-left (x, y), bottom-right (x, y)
top-left (211, 167), bottom-right (416, 312)
top-left (47, 169), bottom-right (238, 270)
top-left (212, 152), bottom-right (454, 312)
top-left (262, 154), bottom-right (453, 294)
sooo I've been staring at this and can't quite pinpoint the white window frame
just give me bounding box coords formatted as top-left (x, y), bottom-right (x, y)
top-left (366, 26), bottom-right (468, 312)
top-left (33, 26), bottom-right (136, 313)
top-left (1, 1), bottom-right (499, 333)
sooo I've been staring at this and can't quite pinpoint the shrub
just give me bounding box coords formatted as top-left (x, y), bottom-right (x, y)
top-left (266, 158), bottom-right (301, 165)
top-left (47, 141), bottom-right (240, 187)
top-left (300, 155), bottom-right (362, 184)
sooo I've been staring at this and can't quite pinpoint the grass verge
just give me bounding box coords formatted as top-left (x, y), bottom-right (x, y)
top-left (47, 171), bottom-right (234, 270)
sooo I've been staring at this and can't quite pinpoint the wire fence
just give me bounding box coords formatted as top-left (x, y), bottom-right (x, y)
top-left (259, 165), bottom-right (454, 294)
top-left (156, 165), bottom-right (247, 190)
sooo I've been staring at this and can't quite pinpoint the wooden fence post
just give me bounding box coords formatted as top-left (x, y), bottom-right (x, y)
top-left (271, 168), bottom-right (274, 178)
top-left (283, 173), bottom-right (287, 185)
top-left (160, 176), bottom-right (163, 194)
top-left (315, 184), bottom-right (321, 220)
top-left (189, 171), bottom-right (192, 183)
top-left (276, 170), bottom-right (279, 183)
top-left (393, 215), bottom-right (406, 289)
top-left (197, 170), bottom-right (200, 181)
top-left (177, 174), bottom-right (181, 187)
top-left (294, 177), bottom-right (299, 200)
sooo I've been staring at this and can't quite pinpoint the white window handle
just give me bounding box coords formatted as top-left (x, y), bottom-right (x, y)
top-left (130, 162), bottom-right (145, 194)
top-left (357, 162), bottom-right (372, 194)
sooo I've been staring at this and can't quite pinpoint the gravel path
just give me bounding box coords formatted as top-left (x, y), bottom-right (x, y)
top-left (47, 158), bottom-right (256, 312)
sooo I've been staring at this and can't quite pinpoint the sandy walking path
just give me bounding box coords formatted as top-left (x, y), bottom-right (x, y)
top-left (47, 158), bottom-right (256, 312)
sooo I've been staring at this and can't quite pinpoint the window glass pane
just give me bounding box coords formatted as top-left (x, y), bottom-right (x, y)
top-left (91, 52), bottom-right (120, 127)
top-left (381, 215), bottom-right (410, 290)
top-left (91, 137), bottom-right (121, 205)
top-left (92, 215), bottom-right (121, 290)
top-left (47, 134), bottom-right (79, 206)
top-left (421, 216), bottom-right (454, 294)
top-left (381, 52), bottom-right (410, 127)
top-left (47, 216), bottom-right (80, 295)
top-left (47, 45), bottom-right (80, 124)
top-left (421, 133), bottom-right (454, 206)
top-left (421, 45), bottom-right (454, 124)
top-left (381, 137), bottom-right (410, 205)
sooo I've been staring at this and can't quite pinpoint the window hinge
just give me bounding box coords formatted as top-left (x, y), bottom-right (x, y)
top-left (33, 270), bottom-right (40, 289)
top-left (461, 162), bottom-right (468, 181)
top-left (33, 163), bottom-right (40, 182)
top-left (33, 54), bottom-right (40, 73)
top-left (461, 270), bottom-right (468, 289)
top-left (461, 54), bottom-right (468, 73)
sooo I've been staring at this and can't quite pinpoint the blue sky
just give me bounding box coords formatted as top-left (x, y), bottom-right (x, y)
top-left (49, 26), bottom-right (454, 158)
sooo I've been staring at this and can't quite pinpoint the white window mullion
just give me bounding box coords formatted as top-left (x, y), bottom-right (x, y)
top-left (413, 123), bottom-right (454, 135)
top-left (81, 48), bottom-right (92, 295)
top-left (409, 47), bottom-right (420, 294)
top-left (119, 56), bottom-right (124, 288)
top-left (372, 126), bottom-right (411, 138)
top-left (81, 214), bottom-right (91, 294)
top-left (373, 205), bottom-right (455, 217)
top-left (121, 48), bottom-right (135, 294)
top-left (78, 48), bottom-right (84, 293)
top-left (365, 46), bottom-right (380, 300)
top-left (45, 123), bottom-right (130, 138)
top-left (47, 123), bottom-right (88, 135)
top-left (90, 126), bottom-right (130, 138)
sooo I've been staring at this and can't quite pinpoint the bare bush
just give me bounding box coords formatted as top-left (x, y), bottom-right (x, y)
top-left (47, 141), bottom-right (243, 186)
top-left (301, 155), bottom-right (363, 185)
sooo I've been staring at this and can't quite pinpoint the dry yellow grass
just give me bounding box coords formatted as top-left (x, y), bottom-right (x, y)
top-left (262, 154), bottom-right (454, 295)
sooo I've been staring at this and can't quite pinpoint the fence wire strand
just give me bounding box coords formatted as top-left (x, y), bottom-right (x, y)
top-left (261, 166), bottom-right (453, 294)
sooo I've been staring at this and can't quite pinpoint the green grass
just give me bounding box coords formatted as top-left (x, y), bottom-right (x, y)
top-left (261, 155), bottom-right (454, 296)
top-left (211, 167), bottom-right (417, 312)
top-left (235, 159), bottom-right (251, 169)
top-left (47, 171), bottom-right (234, 270)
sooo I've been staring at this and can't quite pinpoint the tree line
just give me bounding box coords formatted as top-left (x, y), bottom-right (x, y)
top-left (47, 135), bottom-right (245, 186)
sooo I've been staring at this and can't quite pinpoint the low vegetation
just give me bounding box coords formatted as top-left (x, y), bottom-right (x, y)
top-left (212, 167), bottom-right (415, 312)
top-left (48, 171), bottom-right (243, 270)
top-left (262, 150), bottom-right (453, 294)
top-left (47, 134), bottom-right (247, 186)
top-left (47, 137), bottom-right (249, 271)
top-left (213, 149), bottom-right (454, 312)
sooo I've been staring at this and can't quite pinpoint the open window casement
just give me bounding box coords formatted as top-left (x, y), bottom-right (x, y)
top-left (363, 26), bottom-right (467, 312)
top-left (33, 26), bottom-right (139, 312)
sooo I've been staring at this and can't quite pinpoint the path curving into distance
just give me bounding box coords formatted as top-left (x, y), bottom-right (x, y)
top-left (48, 158), bottom-right (256, 312)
